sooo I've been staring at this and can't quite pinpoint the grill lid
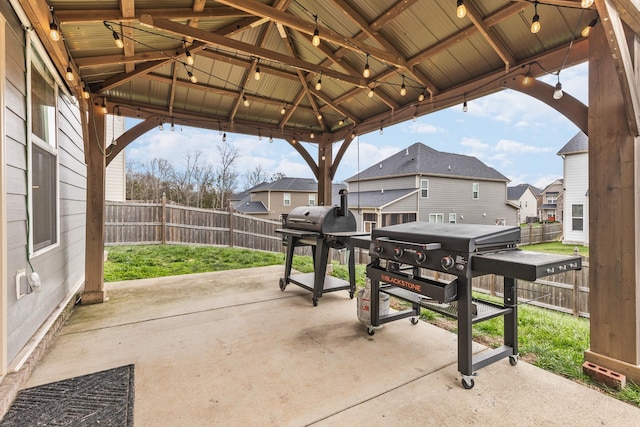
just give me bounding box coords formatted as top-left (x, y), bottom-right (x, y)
top-left (371, 222), bottom-right (520, 253)
top-left (285, 206), bottom-right (357, 234)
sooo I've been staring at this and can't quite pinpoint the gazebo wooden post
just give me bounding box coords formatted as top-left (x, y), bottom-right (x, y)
top-left (317, 141), bottom-right (333, 206)
top-left (584, 22), bottom-right (640, 383)
top-left (81, 99), bottom-right (108, 304)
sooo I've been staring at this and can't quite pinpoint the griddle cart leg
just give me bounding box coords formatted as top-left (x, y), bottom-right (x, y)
top-left (312, 240), bottom-right (329, 306)
top-left (347, 245), bottom-right (356, 298)
top-left (281, 236), bottom-right (298, 290)
top-left (457, 277), bottom-right (475, 389)
top-left (504, 277), bottom-right (519, 365)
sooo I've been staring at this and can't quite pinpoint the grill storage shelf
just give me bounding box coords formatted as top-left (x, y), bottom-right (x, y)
top-left (365, 222), bottom-right (582, 390)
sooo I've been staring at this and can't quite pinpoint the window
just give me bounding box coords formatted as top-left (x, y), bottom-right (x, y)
top-left (420, 179), bottom-right (429, 198)
top-left (472, 183), bottom-right (479, 200)
top-left (546, 194), bottom-right (557, 204)
top-left (30, 44), bottom-right (59, 253)
top-left (308, 194), bottom-right (316, 206)
top-left (448, 213), bottom-right (456, 223)
top-left (572, 204), bottom-right (584, 231)
top-left (429, 213), bottom-right (444, 223)
top-left (283, 193), bottom-right (291, 206)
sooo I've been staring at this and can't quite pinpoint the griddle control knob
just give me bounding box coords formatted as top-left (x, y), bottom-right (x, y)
top-left (441, 256), bottom-right (455, 270)
top-left (373, 244), bottom-right (383, 255)
top-left (393, 247), bottom-right (404, 258)
top-left (414, 251), bottom-right (426, 263)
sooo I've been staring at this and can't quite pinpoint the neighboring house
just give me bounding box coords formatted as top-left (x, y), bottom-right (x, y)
top-left (507, 184), bottom-right (541, 224)
top-left (538, 179), bottom-right (564, 222)
top-left (105, 115), bottom-right (126, 201)
top-left (558, 132), bottom-right (589, 245)
top-left (344, 143), bottom-right (518, 231)
top-left (233, 177), bottom-right (346, 220)
top-left (2, 3), bottom-right (86, 374)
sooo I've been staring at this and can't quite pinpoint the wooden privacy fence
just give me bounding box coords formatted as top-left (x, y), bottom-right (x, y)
top-left (519, 223), bottom-right (563, 245)
top-left (105, 197), bottom-right (282, 252)
top-left (105, 199), bottom-right (589, 317)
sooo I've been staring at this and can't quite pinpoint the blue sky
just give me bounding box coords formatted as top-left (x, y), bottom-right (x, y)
top-left (126, 63), bottom-right (588, 190)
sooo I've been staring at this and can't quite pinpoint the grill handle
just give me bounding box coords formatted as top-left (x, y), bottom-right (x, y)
top-left (375, 237), bottom-right (442, 251)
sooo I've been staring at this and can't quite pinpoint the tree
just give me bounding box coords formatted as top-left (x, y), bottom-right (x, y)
top-left (270, 172), bottom-right (286, 182)
top-left (243, 164), bottom-right (269, 190)
top-left (214, 141), bottom-right (239, 208)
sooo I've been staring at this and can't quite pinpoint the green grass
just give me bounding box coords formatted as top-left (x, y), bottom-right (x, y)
top-left (519, 241), bottom-right (589, 257)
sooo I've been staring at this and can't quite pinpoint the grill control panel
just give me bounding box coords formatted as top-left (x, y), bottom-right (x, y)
top-left (370, 238), bottom-right (469, 275)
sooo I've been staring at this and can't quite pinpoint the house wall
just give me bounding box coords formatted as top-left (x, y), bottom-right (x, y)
top-left (517, 189), bottom-right (539, 224)
top-left (563, 153), bottom-right (589, 244)
top-left (3, 2), bottom-right (86, 367)
top-left (417, 176), bottom-right (517, 225)
top-left (349, 175), bottom-right (415, 192)
top-left (105, 115), bottom-right (125, 201)
top-left (253, 190), bottom-right (316, 219)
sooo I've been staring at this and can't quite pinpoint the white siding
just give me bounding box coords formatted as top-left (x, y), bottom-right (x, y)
top-left (517, 189), bottom-right (539, 224)
top-left (563, 153), bottom-right (588, 244)
top-left (105, 115), bottom-right (125, 201)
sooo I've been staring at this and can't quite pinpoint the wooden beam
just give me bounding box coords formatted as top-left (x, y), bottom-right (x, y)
top-left (596, 0), bottom-right (640, 135)
top-left (286, 139), bottom-right (318, 178)
top-left (55, 6), bottom-right (250, 23)
top-left (369, 0), bottom-right (418, 32)
top-left (465, 0), bottom-right (516, 71)
top-left (142, 16), bottom-right (367, 87)
top-left (106, 117), bottom-right (160, 166)
top-left (615, 0), bottom-right (640, 35)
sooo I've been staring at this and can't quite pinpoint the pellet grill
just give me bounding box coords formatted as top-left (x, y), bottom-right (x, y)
top-left (276, 190), bottom-right (363, 306)
top-left (366, 222), bottom-right (582, 389)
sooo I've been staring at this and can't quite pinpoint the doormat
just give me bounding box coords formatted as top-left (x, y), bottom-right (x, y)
top-left (0, 364), bottom-right (134, 426)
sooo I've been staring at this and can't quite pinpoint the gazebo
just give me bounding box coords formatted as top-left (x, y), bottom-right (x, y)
top-left (13, 0), bottom-right (640, 384)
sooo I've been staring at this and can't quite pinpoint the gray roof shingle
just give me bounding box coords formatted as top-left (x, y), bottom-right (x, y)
top-left (507, 183), bottom-right (542, 200)
top-left (346, 143), bottom-right (509, 182)
top-left (557, 132), bottom-right (588, 155)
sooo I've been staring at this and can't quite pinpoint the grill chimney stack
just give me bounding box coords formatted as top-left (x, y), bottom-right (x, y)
top-left (338, 189), bottom-right (348, 217)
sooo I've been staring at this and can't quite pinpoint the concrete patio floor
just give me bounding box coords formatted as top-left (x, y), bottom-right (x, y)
top-left (23, 265), bottom-right (640, 426)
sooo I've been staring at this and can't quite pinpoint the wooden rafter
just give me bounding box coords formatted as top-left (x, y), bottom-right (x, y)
top-left (465, 0), bottom-right (516, 72)
top-left (55, 6), bottom-right (251, 23)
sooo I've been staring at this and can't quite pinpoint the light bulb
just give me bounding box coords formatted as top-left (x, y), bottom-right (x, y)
top-left (339, 118), bottom-right (345, 125)
top-left (185, 49), bottom-right (194, 65)
top-left (379, 127), bottom-right (384, 135)
top-left (581, 0), bottom-right (594, 7)
top-left (82, 87), bottom-right (90, 99)
top-left (363, 63), bottom-right (370, 78)
top-left (269, 136), bottom-right (273, 143)
top-left (222, 132), bottom-right (227, 142)
top-left (582, 18), bottom-right (597, 38)
top-left (159, 123), bottom-right (163, 131)
top-left (101, 103), bottom-right (107, 114)
top-left (368, 87), bottom-right (375, 98)
top-left (522, 74), bottom-right (533, 87)
top-left (457, 0), bottom-right (467, 19)
top-left (315, 79), bottom-right (322, 91)
top-left (317, 113), bottom-right (322, 121)
top-left (310, 132), bottom-right (315, 139)
top-left (49, 22), bottom-right (60, 41)
top-left (280, 106), bottom-right (286, 115)
top-left (462, 100), bottom-right (468, 112)
top-left (531, 14), bottom-right (540, 34)
top-left (553, 82), bottom-right (563, 99)
top-left (418, 92), bottom-right (425, 102)
top-left (188, 71), bottom-right (197, 83)
top-left (113, 31), bottom-right (124, 48)
top-left (400, 83), bottom-right (407, 96)
top-left (312, 29), bottom-right (320, 47)
top-left (254, 67), bottom-right (261, 81)
top-left (243, 96), bottom-right (250, 107)
top-left (65, 66), bottom-right (74, 81)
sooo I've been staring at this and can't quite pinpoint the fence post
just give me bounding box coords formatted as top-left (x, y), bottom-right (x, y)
top-left (161, 193), bottom-right (167, 245)
top-left (572, 247), bottom-right (579, 316)
top-left (228, 202), bottom-right (235, 247)
top-left (529, 223), bottom-right (533, 245)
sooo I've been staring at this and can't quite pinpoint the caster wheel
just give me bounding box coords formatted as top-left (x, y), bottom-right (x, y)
top-left (410, 317), bottom-right (419, 325)
top-left (509, 355), bottom-right (519, 366)
top-left (367, 326), bottom-right (375, 336)
top-left (462, 377), bottom-right (475, 390)
top-left (279, 278), bottom-right (287, 291)
top-left (349, 291), bottom-right (354, 299)
top-left (312, 298), bottom-right (318, 307)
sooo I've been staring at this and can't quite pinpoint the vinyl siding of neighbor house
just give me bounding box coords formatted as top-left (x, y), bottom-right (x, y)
top-left (418, 176), bottom-right (516, 225)
top-left (251, 190), bottom-right (317, 219)
top-left (518, 190), bottom-right (539, 224)
top-left (350, 175), bottom-right (415, 192)
top-left (383, 193), bottom-right (418, 211)
top-left (563, 153), bottom-right (589, 244)
top-left (3, 4), bottom-right (86, 366)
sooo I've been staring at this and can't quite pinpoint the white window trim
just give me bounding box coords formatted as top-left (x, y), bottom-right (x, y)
top-left (429, 213), bottom-right (444, 223)
top-left (472, 182), bottom-right (479, 200)
top-left (308, 193), bottom-right (316, 206)
top-left (283, 192), bottom-right (291, 206)
top-left (27, 36), bottom-right (61, 257)
top-left (449, 213), bottom-right (456, 223)
top-left (420, 179), bottom-right (429, 198)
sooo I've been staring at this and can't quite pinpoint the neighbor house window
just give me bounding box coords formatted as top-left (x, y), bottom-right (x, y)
top-left (429, 213), bottom-right (444, 223)
top-left (382, 213), bottom-right (416, 226)
top-left (308, 194), bottom-right (316, 206)
top-left (30, 43), bottom-right (59, 253)
top-left (363, 213), bottom-right (377, 233)
top-left (472, 183), bottom-right (479, 199)
top-left (283, 193), bottom-right (291, 206)
top-left (449, 213), bottom-right (456, 223)
top-left (572, 204), bottom-right (583, 231)
top-left (420, 179), bottom-right (429, 198)
top-left (546, 194), bottom-right (557, 204)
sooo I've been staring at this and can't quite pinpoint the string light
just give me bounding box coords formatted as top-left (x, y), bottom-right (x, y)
top-left (338, 118), bottom-right (345, 125)
top-left (379, 122), bottom-right (384, 135)
top-left (553, 81), bottom-right (563, 100)
top-left (581, 0), bottom-right (594, 7)
top-left (184, 42), bottom-right (194, 66)
top-left (171, 118), bottom-right (175, 131)
top-left (363, 54), bottom-right (371, 78)
top-left (581, 17), bottom-right (598, 38)
top-left (222, 132), bottom-right (227, 142)
top-left (65, 64), bottom-right (74, 82)
top-left (456, 0), bottom-right (467, 19)
top-left (315, 72), bottom-right (322, 91)
top-left (187, 69), bottom-right (197, 84)
top-left (310, 132), bottom-right (315, 139)
top-left (368, 86), bottom-right (375, 98)
top-left (113, 31), bottom-right (124, 48)
top-left (312, 15), bottom-right (321, 47)
top-left (159, 122), bottom-right (164, 131)
top-left (254, 65), bottom-right (261, 81)
top-left (462, 94), bottom-right (468, 112)
top-left (531, 2), bottom-right (541, 34)
top-left (269, 135), bottom-right (273, 143)
top-left (280, 105), bottom-right (287, 115)
top-left (522, 72), bottom-right (533, 87)
top-left (49, 9), bottom-right (60, 41)
top-left (418, 90), bottom-right (425, 102)
top-left (317, 113), bottom-right (323, 121)
top-left (101, 101), bottom-right (107, 114)
top-left (82, 85), bottom-right (90, 99)
top-left (243, 95), bottom-right (250, 107)
top-left (400, 75), bottom-right (407, 96)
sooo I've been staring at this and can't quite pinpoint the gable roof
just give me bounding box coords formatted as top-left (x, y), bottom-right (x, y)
top-left (346, 143), bottom-right (509, 182)
top-left (234, 201), bottom-right (269, 214)
top-left (557, 132), bottom-right (588, 156)
top-left (507, 183), bottom-right (542, 200)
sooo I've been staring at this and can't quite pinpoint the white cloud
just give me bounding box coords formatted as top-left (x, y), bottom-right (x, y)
top-left (495, 139), bottom-right (552, 154)
top-left (403, 121), bottom-right (444, 134)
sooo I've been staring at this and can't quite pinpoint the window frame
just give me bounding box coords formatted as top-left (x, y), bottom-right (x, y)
top-left (308, 193), bottom-right (316, 206)
top-left (429, 213), bottom-right (444, 223)
top-left (448, 213), bottom-right (456, 223)
top-left (571, 204), bottom-right (584, 231)
top-left (420, 179), bottom-right (429, 198)
top-left (472, 182), bottom-right (479, 200)
top-left (283, 192), bottom-right (291, 206)
top-left (27, 36), bottom-right (61, 256)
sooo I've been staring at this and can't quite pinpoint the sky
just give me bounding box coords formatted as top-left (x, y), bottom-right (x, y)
top-left (126, 63), bottom-right (588, 191)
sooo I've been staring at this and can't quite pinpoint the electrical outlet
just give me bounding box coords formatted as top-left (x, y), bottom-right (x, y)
top-left (15, 269), bottom-right (26, 299)
top-left (28, 272), bottom-right (42, 293)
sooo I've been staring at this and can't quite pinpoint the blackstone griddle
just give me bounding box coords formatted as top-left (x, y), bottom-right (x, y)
top-left (366, 221), bottom-right (581, 389)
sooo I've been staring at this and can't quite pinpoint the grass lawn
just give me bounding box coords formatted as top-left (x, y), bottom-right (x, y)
top-left (104, 244), bottom-right (637, 407)
top-left (520, 241), bottom-right (589, 257)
